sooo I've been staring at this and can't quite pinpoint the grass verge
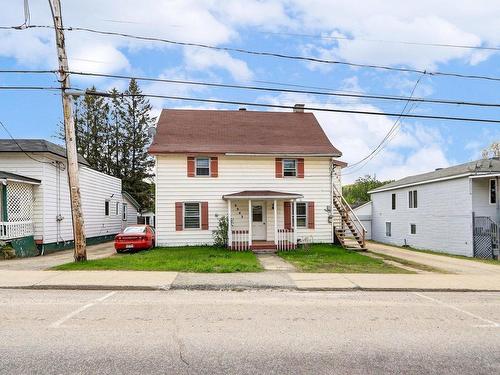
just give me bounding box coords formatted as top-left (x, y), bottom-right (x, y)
top-left (278, 244), bottom-right (414, 273)
top-left (54, 246), bottom-right (263, 273)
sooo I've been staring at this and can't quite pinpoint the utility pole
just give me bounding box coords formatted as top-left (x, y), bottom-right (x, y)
top-left (48, 0), bottom-right (87, 261)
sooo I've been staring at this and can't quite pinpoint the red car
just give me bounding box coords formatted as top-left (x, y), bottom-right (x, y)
top-left (115, 225), bottom-right (155, 252)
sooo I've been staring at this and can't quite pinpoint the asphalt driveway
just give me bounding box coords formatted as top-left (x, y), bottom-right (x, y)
top-left (0, 242), bottom-right (115, 271)
top-left (367, 241), bottom-right (500, 275)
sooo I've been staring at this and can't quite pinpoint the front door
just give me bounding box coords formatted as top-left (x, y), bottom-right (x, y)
top-left (252, 201), bottom-right (266, 240)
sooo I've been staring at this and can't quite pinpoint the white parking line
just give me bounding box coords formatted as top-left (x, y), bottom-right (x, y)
top-left (50, 291), bottom-right (116, 328)
top-left (413, 292), bottom-right (499, 328)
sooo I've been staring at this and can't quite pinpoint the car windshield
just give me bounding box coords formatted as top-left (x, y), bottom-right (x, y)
top-left (123, 227), bottom-right (146, 234)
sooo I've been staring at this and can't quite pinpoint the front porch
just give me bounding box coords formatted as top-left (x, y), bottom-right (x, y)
top-left (0, 171), bottom-right (39, 243)
top-left (223, 190), bottom-right (303, 252)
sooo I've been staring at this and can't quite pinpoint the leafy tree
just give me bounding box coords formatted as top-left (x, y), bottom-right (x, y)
top-left (57, 80), bottom-right (155, 210)
top-left (482, 142), bottom-right (500, 159)
top-left (343, 175), bottom-right (393, 206)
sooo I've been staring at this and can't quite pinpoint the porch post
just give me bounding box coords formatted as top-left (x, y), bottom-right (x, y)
top-left (227, 200), bottom-right (232, 249)
top-left (248, 199), bottom-right (253, 247)
top-left (273, 199), bottom-right (278, 245)
top-left (293, 199), bottom-right (297, 246)
top-left (1, 184), bottom-right (7, 221)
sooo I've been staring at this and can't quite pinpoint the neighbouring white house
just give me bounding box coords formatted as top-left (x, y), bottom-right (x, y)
top-left (0, 139), bottom-right (137, 256)
top-left (139, 210), bottom-right (155, 227)
top-left (149, 106), bottom-right (366, 252)
top-left (122, 191), bottom-right (141, 229)
top-left (365, 158), bottom-right (500, 259)
top-left (351, 202), bottom-right (372, 240)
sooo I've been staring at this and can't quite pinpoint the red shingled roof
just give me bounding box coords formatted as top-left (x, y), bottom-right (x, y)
top-left (149, 109), bottom-right (342, 156)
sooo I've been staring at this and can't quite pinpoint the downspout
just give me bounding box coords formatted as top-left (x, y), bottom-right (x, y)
top-left (329, 159), bottom-right (334, 244)
top-left (1, 182), bottom-right (8, 221)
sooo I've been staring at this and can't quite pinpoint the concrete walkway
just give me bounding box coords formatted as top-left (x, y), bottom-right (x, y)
top-left (256, 254), bottom-right (297, 272)
top-left (366, 241), bottom-right (500, 275)
top-left (1, 270), bottom-right (499, 292)
top-left (0, 242), bottom-right (115, 271)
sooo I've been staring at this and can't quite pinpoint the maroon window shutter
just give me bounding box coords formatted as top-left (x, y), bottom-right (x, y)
top-left (187, 156), bottom-right (195, 177)
top-left (201, 202), bottom-right (209, 230)
top-left (275, 158), bottom-right (283, 178)
top-left (307, 202), bottom-right (315, 229)
top-left (284, 202), bottom-right (292, 229)
top-left (210, 157), bottom-right (218, 177)
top-left (297, 158), bottom-right (304, 178)
top-left (175, 202), bottom-right (183, 231)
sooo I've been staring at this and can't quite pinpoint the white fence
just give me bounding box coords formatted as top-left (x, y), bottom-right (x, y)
top-left (0, 220), bottom-right (34, 240)
top-left (277, 228), bottom-right (296, 251)
top-left (231, 230), bottom-right (250, 251)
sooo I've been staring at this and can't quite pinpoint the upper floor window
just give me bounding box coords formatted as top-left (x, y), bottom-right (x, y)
top-left (283, 159), bottom-right (297, 177)
top-left (196, 157), bottom-right (210, 176)
top-left (409, 190), bottom-right (418, 208)
top-left (391, 193), bottom-right (396, 210)
top-left (490, 179), bottom-right (497, 204)
top-left (184, 202), bottom-right (201, 229)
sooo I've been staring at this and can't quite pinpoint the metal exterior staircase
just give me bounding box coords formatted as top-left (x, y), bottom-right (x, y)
top-left (332, 185), bottom-right (367, 251)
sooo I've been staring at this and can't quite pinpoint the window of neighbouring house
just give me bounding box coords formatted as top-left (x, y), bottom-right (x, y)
top-left (115, 202), bottom-right (120, 215)
top-left (292, 202), bottom-right (307, 228)
top-left (283, 159), bottom-right (297, 177)
top-left (105, 200), bottom-right (110, 216)
top-left (195, 157), bottom-right (210, 176)
top-left (385, 222), bottom-right (391, 237)
top-left (392, 193), bottom-right (396, 210)
top-left (122, 203), bottom-right (127, 221)
top-left (410, 223), bottom-right (417, 235)
top-left (409, 190), bottom-right (418, 208)
top-left (184, 202), bottom-right (201, 229)
top-left (490, 179), bottom-right (497, 204)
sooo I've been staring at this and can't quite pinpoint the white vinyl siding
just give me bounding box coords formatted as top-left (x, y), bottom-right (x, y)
top-left (371, 177), bottom-right (473, 257)
top-left (0, 152), bottom-right (125, 245)
top-left (155, 155), bottom-right (339, 246)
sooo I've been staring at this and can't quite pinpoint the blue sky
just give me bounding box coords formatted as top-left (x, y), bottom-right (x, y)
top-left (1, 0), bottom-right (499, 183)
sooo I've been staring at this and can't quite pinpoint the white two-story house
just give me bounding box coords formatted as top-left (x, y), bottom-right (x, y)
top-left (150, 106), bottom-right (365, 252)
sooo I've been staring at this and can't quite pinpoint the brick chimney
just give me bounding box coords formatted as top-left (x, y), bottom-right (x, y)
top-left (293, 103), bottom-right (305, 113)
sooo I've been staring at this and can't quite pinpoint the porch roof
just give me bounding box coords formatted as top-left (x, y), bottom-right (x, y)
top-left (223, 190), bottom-right (303, 200)
top-left (0, 171), bottom-right (41, 185)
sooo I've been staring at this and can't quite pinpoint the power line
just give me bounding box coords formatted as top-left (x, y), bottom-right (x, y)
top-left (258, 31), bottom-right (500, 52)
top-left (67, 71), bottom-right (500, 108)
top-left (0, 118), bottom-right (54, 165)
top-left (2, 69), bottom-right (500, 108)
top-left (11, 25), bottom-right (500, 83)
top-left (80, 89), bottom-right (500, 124)
top-left (343, 76), bottom-right (423, 173)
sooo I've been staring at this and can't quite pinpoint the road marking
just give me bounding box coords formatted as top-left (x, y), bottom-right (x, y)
top-left (413, 292), bottom-right (499, 328)
top-left (50, 291), bottom-right (116, 328)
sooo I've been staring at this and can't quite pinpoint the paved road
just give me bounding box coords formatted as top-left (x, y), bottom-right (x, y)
top-left (367, 241), bottom-right (500, 275)
top-left (0, 290), bottom-right (498, 374)
top-left (0, 242), bottom-right (115, 270)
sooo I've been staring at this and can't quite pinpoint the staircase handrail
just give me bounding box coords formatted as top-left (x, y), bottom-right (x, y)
top-left (332, 184), bottom-right (367, 243)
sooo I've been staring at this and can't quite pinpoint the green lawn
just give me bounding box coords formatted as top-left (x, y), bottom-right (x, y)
top-left (279, 244), bottom-right (413, 273)
top-left (54, 247), bottom-right (263, 273)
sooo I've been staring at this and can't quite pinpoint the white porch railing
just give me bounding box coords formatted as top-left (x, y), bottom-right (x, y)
top-left (0, 221), bottom-right (34, 240)
top-left (231, 230), bottom-right (250, 251)
top-left (277, 228), bottom-right (296, 251)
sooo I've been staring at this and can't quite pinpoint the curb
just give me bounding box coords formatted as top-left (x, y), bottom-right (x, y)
top-left (1, 285), bottom-right (499, 292)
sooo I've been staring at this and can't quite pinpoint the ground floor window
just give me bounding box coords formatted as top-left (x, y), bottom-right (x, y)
top-left (293, 202), bottom-right (307, 228)
top-left (184, 202), bottom-right (201, 229)
top-left (122, 203), bottom-right (128, 221)
top-left (490, 179), bottom-right (497, 204)
top-left (410, 223), bottom-right (417, 235)
top-left (385, 222), bottom-right (392, 237)
top-left (105, 200), bottom-right (110, 216)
